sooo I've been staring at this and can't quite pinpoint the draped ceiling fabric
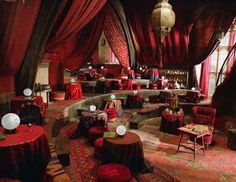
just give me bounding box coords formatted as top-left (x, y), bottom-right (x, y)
top-left (44, 0), bottom-right (106, 90)
top-left (121, 0), bottom-right (156, 66)
top-left (103, 4), bottom-right (129, 67)
top-left (187, 1), bottom-right (236, 87)
top-left (46, 0), bottom-right (107, 50)
top-left (0, 0), bottom-right (41, 92)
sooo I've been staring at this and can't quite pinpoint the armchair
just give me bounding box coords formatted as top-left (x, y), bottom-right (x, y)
top-left (192, 106), bottom-right (216, 147)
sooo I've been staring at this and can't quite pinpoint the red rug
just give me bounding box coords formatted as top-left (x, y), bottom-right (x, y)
top-left (144, 132), bottom-right (236, 182)
top-left (64, 138), bottom-right (97, 182)
top-left (65, 136), bottom-right (179, 182)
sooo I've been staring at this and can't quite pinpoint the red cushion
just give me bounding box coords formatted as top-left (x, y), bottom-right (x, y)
top-left (94, 138), bottom-right (104, 149)
top-left (132, 83), bottom-right (140, 90)
top-left (103, 108), bottom-right (117, 120)
top-left (97, 163), bottom-right (132, 182)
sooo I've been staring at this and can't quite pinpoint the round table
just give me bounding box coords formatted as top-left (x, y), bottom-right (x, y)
top-left (0, 125), bottom-right (51, 182)
top-left (65, 83), bottom-right (83, 100)
top-left (126, 94), bottom-right (144, 108)
top-left (10, 96), bottom-right (46, 115)
top-left (160, 110), bottom-right (185, 135)
top-left (77, 111), bottom-right (108, 136)
top-left (103, 132), bottom-right (144, 173)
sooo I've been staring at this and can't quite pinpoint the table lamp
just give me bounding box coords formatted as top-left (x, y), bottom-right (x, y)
top-left (89, 105), bottom-right (96, 112)
top-left (1, 113), bottom-right (20, 134)
top-left (110, 94), bottom-right (116, 100)
top-left (116, 125), bottom-right (127, 137)
top-left (23, 88), bottom-right (32, 99)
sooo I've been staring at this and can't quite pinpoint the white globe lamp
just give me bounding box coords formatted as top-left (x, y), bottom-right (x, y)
top-left (89, 105), bottom-right (96, 112)
top-left (1, 113), bottom-right (20, 133)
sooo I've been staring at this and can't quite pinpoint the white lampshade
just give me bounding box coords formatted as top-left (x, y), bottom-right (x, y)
top-left (88, 66), bottom-right (92, 69)
top-left (191, 87), bottom-right (196, 91)
top-left (133, 90), bottom-right (138, 95)
top-left (23, 88), bottom-right (32, 97)
top-left (89, 105), bottom-right (96, 112)
top-left (1, 113), bottom-right (20, 131)
top-left (101, 66), bottom-right (104, 69)
top-left (116, 125), bottom-right (126, 136)
top-left (110, 94), bottom-right (116, 100)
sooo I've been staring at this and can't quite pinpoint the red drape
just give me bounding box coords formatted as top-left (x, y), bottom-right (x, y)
top-left (200, 56), bottom-right (211, 96)
top-left (103, 4), bottom-right (129, 67)
top-left (0, 0), bottom-right (41, 92)
top-left (121, 0), bottom-right (156, 66)
top-left (44, 1), bottom-right (107, 90)
top-left (46, 0), bottom-right (107, 50)
top-left (188, 2), bottom-right (236, 66)
top-left (227, 23), bottom-right (236, 73)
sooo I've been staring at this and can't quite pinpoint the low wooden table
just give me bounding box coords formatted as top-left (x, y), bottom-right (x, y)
top-left (176, 126), bottom-right (210, 160)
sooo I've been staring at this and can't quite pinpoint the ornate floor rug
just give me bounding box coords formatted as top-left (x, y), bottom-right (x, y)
top-left (64, 136), bottom-right (178, 182)
top-left (141, 125), bottom-right (236, 182)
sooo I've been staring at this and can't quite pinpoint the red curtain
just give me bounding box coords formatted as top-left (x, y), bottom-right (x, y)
top-left (121, 0), bottom-right (156, 66)
top-left (0, 0), bottom-right (41, 93)
top-left (200, 56), bottom-right (211, 96)
top-left (46, 0), bottom-right (107, 50)
top-left (44, 1), bottom-right (107, 90)
top-left (188, 2), bottom-right (236, 66)
top-left (227, 23), bottom-right (236, 73)
top-left (103, 4), bottom-right (129, 67)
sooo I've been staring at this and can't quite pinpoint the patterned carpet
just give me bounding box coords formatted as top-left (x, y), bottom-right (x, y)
top-left (64, 136), bottom-right (178, 182)
top-left (141, 126), bottom-right (236, 182)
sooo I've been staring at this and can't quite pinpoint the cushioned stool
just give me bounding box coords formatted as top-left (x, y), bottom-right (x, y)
top-left (97, 163), bottom-right (133, 182)
top-left (49, 91), bottom-right (65, 101)
top-left (94, 138), bottom-right (104, 160)
top-left (149, 83), bottom-right (157, 89)
top-left (132, 83), bottom-right (141, 90)
top-left (88, 127), bottom-right (107, 143)
top-left (228, 129), bottom-right (236, 150)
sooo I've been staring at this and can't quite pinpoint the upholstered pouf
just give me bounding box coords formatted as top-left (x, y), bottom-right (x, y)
top-left (228, 129), bottom-right (236, 150)
top-left (88, 127), bottom-right (107, 143)
top-left (132, 83), bottom-right (141, 90)
top-left (97, 163), bottom-right (133, 182)
top-left (94, 138), bottom-right (104, 160)
top-left (149, 83), bottom-right (157, 89)
top-left (49, 91), bottom-right (65, 101)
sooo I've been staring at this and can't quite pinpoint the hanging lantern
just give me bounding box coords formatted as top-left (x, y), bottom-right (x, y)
top-left (151, 0), bottom-right (175, 42)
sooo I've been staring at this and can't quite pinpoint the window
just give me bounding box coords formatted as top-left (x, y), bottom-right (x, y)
top-left (208, 23), bottom-right (236, 96)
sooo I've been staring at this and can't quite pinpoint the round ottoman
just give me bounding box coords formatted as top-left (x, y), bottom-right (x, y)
top-left (132, 83), bottom-right (141, 90)
top-left (94, 138), bottom-right (104, 160)
top-left (49, 91), bottom-right (65, 101)
top-left (88, 127), bottom-right (107, 143)
top-left (97, 163), bottom-right (132, 182)
top-left (149, 83), bottom-right (157, 89)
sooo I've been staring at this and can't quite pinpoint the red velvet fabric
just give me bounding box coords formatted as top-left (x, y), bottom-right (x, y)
top-left (0, 125), bottom-right (50, 180)
top-left (46, 0), bottom-right (107, 50)
top-left (88, 127), bottom-right (107, 143)
top-left (65, 83), bottom-right (82, 100)
top-left (103, 4), bottom-right (129, 67)
top-left (10, 95), bottom-right (46, 115)
top-left (0, 0), bottom-right (41, 92)
top-left (227, 25), bottom-right (236, 73)
top-left (121, 0), bottom-right (156, 66)
top-left (188, 2), bottom-right (236, 66)
top-left (103, 108), bottom-right (117, 120)
top-left (97, 163), bottom-right (132, 182)
top-left (200, 56), bottom-right (211, 96)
